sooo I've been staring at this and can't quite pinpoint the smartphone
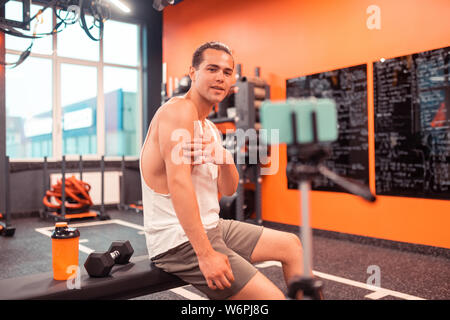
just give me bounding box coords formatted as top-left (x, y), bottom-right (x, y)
top-left (260, 98), bottom-right (338, 145)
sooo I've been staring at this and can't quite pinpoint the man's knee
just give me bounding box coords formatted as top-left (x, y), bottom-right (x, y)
top-left (283, 232), bottom-right (303, 261)
top-left (291, 233), bottom-right (302, 250)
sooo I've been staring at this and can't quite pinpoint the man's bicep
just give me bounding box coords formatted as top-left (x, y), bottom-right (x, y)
top-left (159, 123), bottom-right (187, 163)
top-left (158, 112), bottom-right (195, 180)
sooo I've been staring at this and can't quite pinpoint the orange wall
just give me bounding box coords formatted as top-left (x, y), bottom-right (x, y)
top-left (163, 0), bottom-right (450, 249)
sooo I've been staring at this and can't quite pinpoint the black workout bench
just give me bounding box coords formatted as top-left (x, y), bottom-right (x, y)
top-left (0, 256), bottom-right (187, 300)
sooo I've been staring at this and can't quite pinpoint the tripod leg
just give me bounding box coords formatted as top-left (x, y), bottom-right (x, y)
top-left (300, 180), bottom-right (313, 277)
top-left (287, 180), bottom-right (325, 300)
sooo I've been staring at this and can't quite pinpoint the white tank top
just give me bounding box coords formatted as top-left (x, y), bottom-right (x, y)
top-left (140, 119), bottom-right (221, 259)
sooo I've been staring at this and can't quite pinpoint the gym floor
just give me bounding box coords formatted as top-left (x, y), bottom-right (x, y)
top-left (0, 210), bottom-right (449, 300)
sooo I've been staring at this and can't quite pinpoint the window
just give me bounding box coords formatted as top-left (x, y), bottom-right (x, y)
top-left (5, 1), bottom-right (53, 55)
top-left (104, 67), bottom-right (139, 157)
top-left (103, 20), bottom-right (139, 67)
top-left (57, 15), bottom-right (100, 62)
top-left (103, 20), bottom-right (141, 157)
top-left (61, 64), bottom-right (98, 155)
top-left (6, 55), bottom-right (53, 158)
top-left (5, 3), bottom-right (142, 160)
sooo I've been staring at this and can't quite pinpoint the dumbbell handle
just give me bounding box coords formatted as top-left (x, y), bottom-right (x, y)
top-left (109, 250), bottom-right (120, 261)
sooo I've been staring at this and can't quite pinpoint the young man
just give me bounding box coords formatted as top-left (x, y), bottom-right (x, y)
top-left (140, 41), bottom-right (303, 300)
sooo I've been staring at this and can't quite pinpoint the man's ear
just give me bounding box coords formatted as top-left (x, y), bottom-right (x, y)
top-left (188, 66), bottom-right (196, 82)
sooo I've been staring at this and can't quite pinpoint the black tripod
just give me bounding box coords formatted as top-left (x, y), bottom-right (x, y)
top-left (286, 111), bottom-right (376, 300)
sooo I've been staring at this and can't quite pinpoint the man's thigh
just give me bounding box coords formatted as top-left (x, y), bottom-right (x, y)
top-left (220, 219), bottom-right (301, 264)
top-left (228, 270), bottom-right (285, 300)
top-left (152, 222), bottom-right (260, 300)
top-left (220, 218), bottom-right (264, 261)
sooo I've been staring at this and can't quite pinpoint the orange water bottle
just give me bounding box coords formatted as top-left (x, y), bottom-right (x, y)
top-left (51, 222), bottom-right (80, 280)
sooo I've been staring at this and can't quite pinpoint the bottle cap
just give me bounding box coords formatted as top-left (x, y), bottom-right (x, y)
top-left (55, 222), bottom-right (68, 228)
top-left (51, 222), bottom-right (80, 239)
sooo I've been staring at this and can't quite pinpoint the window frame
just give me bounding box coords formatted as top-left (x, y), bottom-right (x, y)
top-left (5, 5), bottom-right (143, 162)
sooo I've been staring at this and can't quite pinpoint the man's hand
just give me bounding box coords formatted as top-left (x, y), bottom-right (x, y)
top-left (198, 250), bottom-right (235, 290)
top-left (182, 137), bottom-right (233, 165)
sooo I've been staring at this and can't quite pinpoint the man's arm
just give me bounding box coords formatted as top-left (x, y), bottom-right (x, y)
top-left (158, 101), bottom-right (234, 290)
top-left (159, 102), bottom-right (212, 256)
top-left (210, 125), bottom-right (239, 196)
top-left (217, 160), bottom-right (239, 196)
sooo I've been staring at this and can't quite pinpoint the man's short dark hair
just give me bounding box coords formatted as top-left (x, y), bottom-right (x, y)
top-left (192, 41), bottom-right (234, 69)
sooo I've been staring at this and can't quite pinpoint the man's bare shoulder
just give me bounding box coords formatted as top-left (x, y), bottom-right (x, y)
top-left (158, 97), bottom-right (199, 125)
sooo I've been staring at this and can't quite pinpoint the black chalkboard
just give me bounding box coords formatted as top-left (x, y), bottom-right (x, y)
top-left (374, 46), bottom-right (450, 199)
top-left (286, 64), bottom-right (369, 192)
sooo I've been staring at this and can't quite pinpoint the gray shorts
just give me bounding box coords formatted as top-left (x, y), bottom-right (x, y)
top-left (151, 218), bottom-right (264, 300)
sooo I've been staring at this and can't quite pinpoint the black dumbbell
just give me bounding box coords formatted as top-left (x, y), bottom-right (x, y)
top-left (84, 240), bottom-right (134, 277)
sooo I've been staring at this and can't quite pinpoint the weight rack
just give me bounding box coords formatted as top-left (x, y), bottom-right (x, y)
top-left (41, 155), bottom-right (110, 222)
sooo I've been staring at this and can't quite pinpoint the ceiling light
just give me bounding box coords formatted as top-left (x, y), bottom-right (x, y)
top-left (109, 0), bottom-right (131, 13)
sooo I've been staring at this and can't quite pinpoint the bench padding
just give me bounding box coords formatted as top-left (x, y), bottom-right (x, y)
top-left (0, 256), bottom-right (187, 300)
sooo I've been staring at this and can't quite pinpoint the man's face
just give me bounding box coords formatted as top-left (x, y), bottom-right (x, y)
top-left (190, 48), bottom-right (235, 104)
